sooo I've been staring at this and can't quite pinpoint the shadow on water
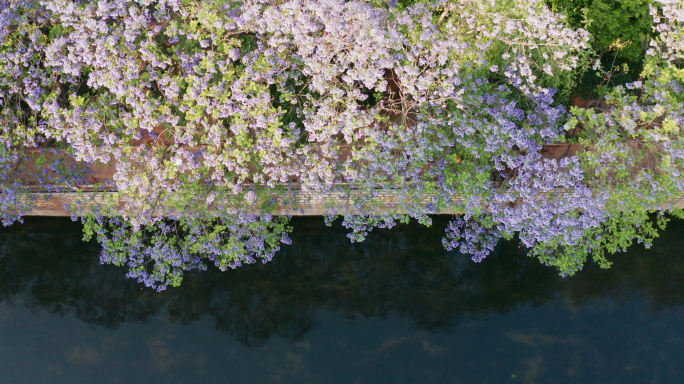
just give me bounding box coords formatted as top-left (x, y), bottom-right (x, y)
top-left (1, 216), bottom-right (684, 383)
top-left (1, 216), bottom-right (683, 345)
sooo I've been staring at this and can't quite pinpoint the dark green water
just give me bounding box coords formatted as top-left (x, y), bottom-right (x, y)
top-left (0, 217), bottom-right (683, 383)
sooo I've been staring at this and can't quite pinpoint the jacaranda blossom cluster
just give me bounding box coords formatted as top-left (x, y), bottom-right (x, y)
top-left (2, 0), bottom-right (684, 288)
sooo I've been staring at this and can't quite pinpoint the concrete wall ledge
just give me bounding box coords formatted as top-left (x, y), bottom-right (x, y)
top-left (20, 191), bottom-right (684, 217)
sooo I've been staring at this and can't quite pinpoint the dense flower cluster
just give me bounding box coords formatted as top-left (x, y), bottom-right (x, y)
top-left (1, 0), bottom-right (684, 288)
top-left (649, 0), bottom-right (684, 63)
top-left (83, 211), bottom-right (292, 291)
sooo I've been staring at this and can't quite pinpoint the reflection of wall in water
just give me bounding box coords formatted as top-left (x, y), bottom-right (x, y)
top-left (0, 216), bottom-right (683, 347)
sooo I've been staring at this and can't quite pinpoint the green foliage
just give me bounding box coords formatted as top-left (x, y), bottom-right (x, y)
top-left (549, 0), bottom-right (654, 61)
top-left (548, 0), bottom-right (655, 98)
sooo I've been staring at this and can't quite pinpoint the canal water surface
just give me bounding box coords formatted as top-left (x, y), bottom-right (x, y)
top-left (0, 216), bottom-right (683, 383)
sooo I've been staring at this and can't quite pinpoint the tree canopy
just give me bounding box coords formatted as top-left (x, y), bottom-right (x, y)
top-left (2, 0), bottom-right (684, 289)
